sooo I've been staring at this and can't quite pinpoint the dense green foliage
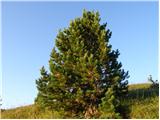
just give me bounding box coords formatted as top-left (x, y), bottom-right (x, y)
top-left (1, 83), bottom-right (159, 119)
top-left (35, 10), bottom-right (129, 118)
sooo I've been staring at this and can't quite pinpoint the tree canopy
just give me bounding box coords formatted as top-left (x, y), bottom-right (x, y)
top-left (35, 10), bottom-right (129, 118)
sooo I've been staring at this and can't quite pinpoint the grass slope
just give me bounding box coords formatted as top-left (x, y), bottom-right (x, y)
top-left (1, 83), bottom-right (159, 119)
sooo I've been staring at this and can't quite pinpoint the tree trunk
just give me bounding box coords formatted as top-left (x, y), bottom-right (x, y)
top-left (84, 105), bottom-right (99, 118)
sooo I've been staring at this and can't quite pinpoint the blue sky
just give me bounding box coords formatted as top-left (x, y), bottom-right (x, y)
top-left (2, 1), bottom-right (158, 108)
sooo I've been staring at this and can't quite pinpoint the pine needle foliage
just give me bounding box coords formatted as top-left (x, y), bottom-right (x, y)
top-left (35, 10), bottom-right (129, 118)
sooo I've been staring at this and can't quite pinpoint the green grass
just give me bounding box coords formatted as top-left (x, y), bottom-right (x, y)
top-left (126, 83), bottom-right (159, 119)
top-left (1, 83), bottom-right (159, 119)
top-left (1, 104), bottom-right (64, 119)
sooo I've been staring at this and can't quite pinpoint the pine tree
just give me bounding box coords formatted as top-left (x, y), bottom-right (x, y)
top-left (99, 87), bottom-right (121, 118)
top-left (35, 10), bottom-right (129, 118)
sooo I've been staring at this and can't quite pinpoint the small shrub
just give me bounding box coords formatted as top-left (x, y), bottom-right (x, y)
top-left (148, 75), bottom-right (159, 88)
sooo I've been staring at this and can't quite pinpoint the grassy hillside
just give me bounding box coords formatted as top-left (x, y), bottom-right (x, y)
top-left (126, 83), bottom-right (159, 119)
top-left (1, 83), bottom-right (159, 119)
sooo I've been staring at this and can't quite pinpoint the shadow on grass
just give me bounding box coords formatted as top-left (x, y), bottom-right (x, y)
top-left (127, 87), bottom-right (159, 100)
top-left (117, 103), bottom-right (131, 119)
top-left (120, 85), bottom-right (159, 118)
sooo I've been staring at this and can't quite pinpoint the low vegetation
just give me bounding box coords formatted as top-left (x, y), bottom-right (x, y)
top-left (127, 83), bottom-right (159, 119)
top-left (1, 83), bottom-right (159, 119)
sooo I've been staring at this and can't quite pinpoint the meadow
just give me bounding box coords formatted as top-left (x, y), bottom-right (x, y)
top-left (1, 83), bottom-right (159, 119)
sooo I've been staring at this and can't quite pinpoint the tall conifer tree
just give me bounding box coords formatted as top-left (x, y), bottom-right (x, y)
top-left (35, 10), bottom-right (129, 118)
